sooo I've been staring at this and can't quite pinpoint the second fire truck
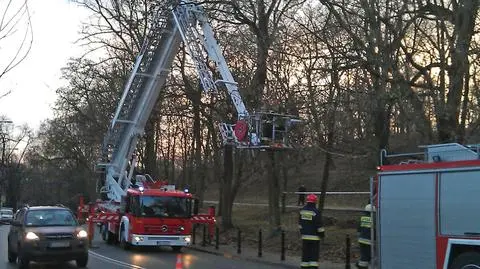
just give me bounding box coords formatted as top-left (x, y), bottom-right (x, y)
top-left (371, 142), bottom-right (480, 269)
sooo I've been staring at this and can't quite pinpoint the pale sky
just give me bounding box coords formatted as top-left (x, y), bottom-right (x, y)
top-left (0, 0), bottom-right (90, 131)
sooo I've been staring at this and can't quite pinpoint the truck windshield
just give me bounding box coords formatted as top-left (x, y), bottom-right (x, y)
top-left (138, 196), bottom-right (190, 218)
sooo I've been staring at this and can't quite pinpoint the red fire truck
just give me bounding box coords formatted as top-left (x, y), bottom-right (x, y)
top-left (372, 142), bottom-right (480, 269)
top-left (78, 179), bottom-right (215, 251)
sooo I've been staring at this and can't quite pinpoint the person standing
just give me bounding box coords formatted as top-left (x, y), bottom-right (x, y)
top-left (356, 204), bottom-right (375, 269)
top-left (297, 184), bottom-right (306, 206)
top-left (299, 194), bottom-right (325, 268)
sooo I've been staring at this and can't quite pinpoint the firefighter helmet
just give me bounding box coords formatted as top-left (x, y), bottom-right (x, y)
top-left (306, 194), bottom-right (318, 203)
top-left (364, 204), bottom-right (376, 212)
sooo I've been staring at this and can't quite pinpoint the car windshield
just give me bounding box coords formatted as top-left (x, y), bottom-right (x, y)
top-left (137, 196), bottom-right (190, 218)
top-left (25, 209), bottom-right (77, 227)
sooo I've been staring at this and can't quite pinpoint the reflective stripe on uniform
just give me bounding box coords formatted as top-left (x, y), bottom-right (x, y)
top-left (300, 210), bottom-right (316, 221)
top-left (301, 235), bottom-right (320, 240)
top-left (358, 260), bottom-right (369, 266)
top-left (317, 227), bottom-right (325, 232)
top-left (360, 216), bottom-right (372, 228)
top-left (358, 238), bottom-right (371, 245)
top-left (300, 262), bottom-right (310, 267)
top-left (309, 261), bottom-right (319, 266)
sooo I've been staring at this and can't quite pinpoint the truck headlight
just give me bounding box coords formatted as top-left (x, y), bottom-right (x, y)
top-left (25, 232), bottom-right (39, 240)
top-left (134, 236), bottom-right (144, 242)
top-left (184, 236), bottom-right (191, 243)
top-left (178, 226), bottom-right (185, 231)
top-left (77, 230), bottom-right (88, 238)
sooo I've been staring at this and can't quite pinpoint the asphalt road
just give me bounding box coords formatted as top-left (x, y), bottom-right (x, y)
top-left (0, 224), bottom-right (280, 269)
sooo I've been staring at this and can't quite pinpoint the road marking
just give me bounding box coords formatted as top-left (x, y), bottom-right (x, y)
top-left (89, 250), bottom-right (146, 269)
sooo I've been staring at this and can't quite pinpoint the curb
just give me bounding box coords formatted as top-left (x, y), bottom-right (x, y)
top-left (186, 245), bottom-right (298, 269)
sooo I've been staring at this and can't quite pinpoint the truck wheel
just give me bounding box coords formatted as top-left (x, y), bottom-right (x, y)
top-left (120, 229), bottom-right (130, 250)
top-left (450, 252), bottom-right (480, 269)
top-left (101, 223), bottom-right (107, 241)
top-left (172, 246), bottom-right (182, 252)
top-left (76, 254), bottom-right (88, 268)
top-left (106, 231), bottom-right (115, 244)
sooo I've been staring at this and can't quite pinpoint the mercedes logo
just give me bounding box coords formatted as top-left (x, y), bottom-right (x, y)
top-left (161, 225), bottom-right (168, 232)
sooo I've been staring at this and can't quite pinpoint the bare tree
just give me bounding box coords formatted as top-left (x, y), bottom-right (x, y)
top-left (0, 0), bottom-right (33, 96)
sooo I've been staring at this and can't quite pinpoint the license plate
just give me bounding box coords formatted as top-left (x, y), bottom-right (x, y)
top-left (50, 241), bottom-right (70, 248)
top-left (156, 241), bottom-right (170, 246)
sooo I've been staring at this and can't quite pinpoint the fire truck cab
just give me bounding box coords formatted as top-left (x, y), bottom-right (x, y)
top-left (373, 143), bottom-right (480, 269)
top-left (113, 186), bottom-right (195, 250)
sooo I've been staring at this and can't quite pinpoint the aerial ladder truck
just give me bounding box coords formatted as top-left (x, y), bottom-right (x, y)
top-left (78, 1), bottom-right (300, 251)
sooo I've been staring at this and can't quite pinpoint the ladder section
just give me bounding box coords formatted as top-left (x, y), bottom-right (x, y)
top-left (97, 6), bottom-right (183, 202)
top-left (172, 3), bottom-right (217, 93)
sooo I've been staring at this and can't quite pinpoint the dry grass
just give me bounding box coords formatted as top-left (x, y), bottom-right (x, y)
top-left (198, 204), bottom-right (363, 263)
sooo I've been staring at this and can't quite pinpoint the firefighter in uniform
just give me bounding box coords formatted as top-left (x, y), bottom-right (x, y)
top-left (356, 204), bottom-right (375, 269)
top-left (299, 194), bottom-right (325, 268)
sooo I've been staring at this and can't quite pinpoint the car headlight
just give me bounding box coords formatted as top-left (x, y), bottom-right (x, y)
top-left (25, 232), bottom-right (39, 240)
top-left (77, 230), bottom-right (88, 238)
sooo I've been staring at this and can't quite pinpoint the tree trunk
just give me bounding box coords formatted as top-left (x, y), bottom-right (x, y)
top-left (221, 145), bottom-right (234, 229)
top-left (267, 151), bottom-right (281, 232)
top-left (438, 0), bottom-right (478, 142)
top-left (144, 118), bottom-right (157, 179)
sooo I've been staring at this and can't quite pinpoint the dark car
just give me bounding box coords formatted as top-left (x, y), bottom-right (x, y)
top-left (7, 205), bottom-right (89, 269)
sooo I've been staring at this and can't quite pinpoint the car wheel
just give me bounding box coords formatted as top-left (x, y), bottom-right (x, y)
top-left (450, 252), bottom-right (480, 269)
top-left (172, 246), bottom-right (182, 252)
top-left (101, 223), bottom-right (107, 241)
top-left (7, 244), bottom-right (17, 263)
top-left (18, 255), bottom-right (29, 269)
top-left (76, 254), bottom-right (88, 268)
top-left (106, 230), bottom-right (114, 244)
top-left (120, 229), bottom-right (130, 250)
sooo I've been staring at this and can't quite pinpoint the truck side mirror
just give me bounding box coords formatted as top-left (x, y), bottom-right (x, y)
top-left (193, 198), bottom-right (199, 215)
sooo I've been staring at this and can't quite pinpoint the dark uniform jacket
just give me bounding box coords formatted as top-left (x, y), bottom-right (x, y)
top-left (298, 203), bottom-right (325, 240)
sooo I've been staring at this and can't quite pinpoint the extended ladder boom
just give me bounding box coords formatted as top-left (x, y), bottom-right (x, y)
top-left (97, 6), bottom-right (182, 202)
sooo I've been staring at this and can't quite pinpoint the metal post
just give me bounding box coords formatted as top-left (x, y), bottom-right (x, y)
top-left (282, 192), bottom-right (286, 213)
top-left (202, 225), bottom-right (206, 247)
top-left (281, 230), bottom-right (285, 261)
top-left (258, 229), bottom-right (262, 257)
top-left (237, 229), bottom-right (241, 254)
top-left (345, 234), bottom-right (351, 269)
top-left (215, 226), bottom-right (219, 250)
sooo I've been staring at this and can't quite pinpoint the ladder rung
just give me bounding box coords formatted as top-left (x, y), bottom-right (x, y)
top-left (136, 72), bottom-right (156, 78)
top-left (115, 119), bottom-right (136, 124)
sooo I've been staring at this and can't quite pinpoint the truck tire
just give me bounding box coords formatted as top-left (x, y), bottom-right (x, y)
top-left (450, 251), bottom-right (480, 269)
top-left (120, 228), bottom-right (130, 250)
top-left (106, 231), bottom-right (115, 245)
top-left (101, 223), bottom-right (107, 241)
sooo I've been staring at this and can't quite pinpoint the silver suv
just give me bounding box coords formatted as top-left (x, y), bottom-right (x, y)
top-left (7, 205), bottom-right (89, 269)
top-left (0, 207), bottom-right (13, 223)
